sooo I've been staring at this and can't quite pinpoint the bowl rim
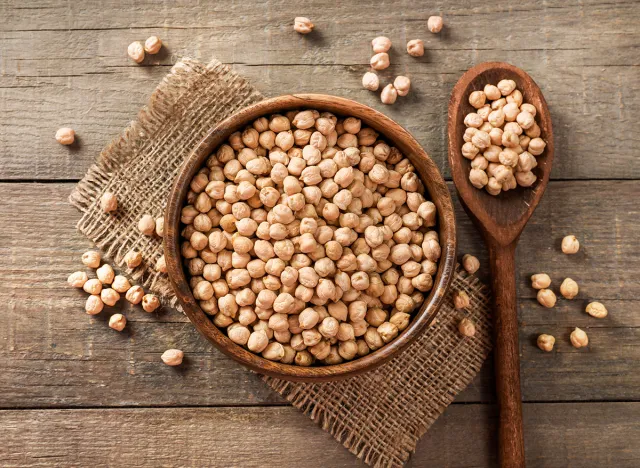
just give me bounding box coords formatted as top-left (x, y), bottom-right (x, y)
top-left (164, 93), bottom-right (457, 381)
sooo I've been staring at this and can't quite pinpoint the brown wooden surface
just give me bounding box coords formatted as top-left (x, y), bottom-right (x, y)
top-left (2, 403), bottom-right (640, 467)
top-left (1, 0), bottom-right (639, 466)
top-left (1, 1), bottom-right (638, 181)
top-left (164, 94), bottom-right (457, 381)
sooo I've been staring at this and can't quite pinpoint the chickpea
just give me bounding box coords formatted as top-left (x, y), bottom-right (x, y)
top-left (537, 334), bottom-right (555, 352)
top-left (427, 15), bottom-right (443, 33)
top-left (406, 39), bottom-right (424, 57)
top-left (247, 330), bottom-right (270, 353)
top-left (469, 91), bottom-right (486, 109)
top-left (362, 72), bottom-right (380, 91)
top-left (537, 289), bottom-right (557, 308)
top-left (380, 84), bottom-right (398, 105)
top-left (458, 318), bottom-right (476, 337)
top-left (561, 235), bottom-right (580, 254)
top-left (469, 168), bottom-right (488, 189)
top-left (161, 349), bottom-right (184, 366)
top-left (393, 76), bottom-right (411, 97)
top-left (559, 278), bottom-right (579, 299)
top-left (85, 295), bottom-right (104, 315)
top-left (138, 215), bottom-right (156, 235)
top-left (127, 41), bottom-right (145, 63)
top-left (570, 327), bottom-right (589, 348)
top-left (294, 17), bottom-right (314, 34)
top-left (55, 127), bottom-right (75, 145)
top-left (586, 301), bottom-right (608, 319)
top-left (370, 52), bottom-right (390, 70)
top-left (378, 322), bottom-right (399, 343)
top-left (497, 79), bottom-right (517, 96)
top-left (462, 254), bottom-right (480, 274)
top-left (464, 113), bottom-right (483, 128)
top-left (453, 290), bottom-right (470, 309)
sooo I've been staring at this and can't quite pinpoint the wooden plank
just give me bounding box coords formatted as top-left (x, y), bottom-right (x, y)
top-left (1, 1), bottom-right (639, 179)
top-left (1, 180), bottom-right (639, 407)
top-left (1, 403), bottom-right (639, 467)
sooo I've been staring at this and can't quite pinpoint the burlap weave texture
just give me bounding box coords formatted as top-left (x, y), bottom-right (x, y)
top-left (69, 58), bottom-right (493, 468)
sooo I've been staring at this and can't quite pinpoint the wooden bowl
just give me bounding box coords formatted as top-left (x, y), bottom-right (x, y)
top-left (164, 94), bottom-right (457, 381)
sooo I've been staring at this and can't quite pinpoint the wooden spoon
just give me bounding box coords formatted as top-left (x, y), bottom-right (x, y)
top-left (447, 62), bottom-right (554, 467)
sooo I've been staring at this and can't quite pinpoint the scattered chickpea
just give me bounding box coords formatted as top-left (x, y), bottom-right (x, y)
top-left (96, 264), bottom-right (115, 285)
top-left (155, 255), bottom-right (167, 273)
top-left (537, 289), bottom-right (557, 308)
top-left (370, 52), bottom-right (390, 71)
top-left (537, 334), bottom-right (555, 352)
top-left (380, 84), bottom-right (398, 105)
top-left (127, 41), bottom-right (145, 63)
top-left (55, 127), bottom-right (75, 145)
top-left (85, 295), bottom-right (104, 315)
top-left (560, 278), bottom-right (579, 299)
top-left (561, 235), bottom-right (580, 254)
top-left (585, 301), bottom-right (608, 319)
top-left (453, 290), bottom-right (470, 309)
top-left (371, 36), bottom-right (391, 53)
top-left (67, 271), bottom-right (88, 288)
top-left (83, 278), bottom-right (103, 295)
top-left (161, 349), bottom-right (184, 366)
top-left (138, 215), bottom-right (156, 235)
top-left (406, 39), bottom-right (424, 57)
top-left (427, 15), bottom-right (443, 33)
top-left (155, 217), bottom-right (165, 237)
top-left (109, 313), bottom-right (127, 332)
top-left (570, 327), bottom-right (589, 348)
top-left (112, 275), bottom-right (132, 293)
top-left (458, 318), bottom-right (476, 337)
top-left (142, 294), bottom-right (161, 313)
top-left (144, 36), bottom-right (162, 54)
top-left (393, 76), bottom-right (411, 97)
top-left (362, 72), bottom-right (379, 91)
top-left (100, 288), bottom-right (120, 307)
top-left (461, 254), bottom-right (480, 274)
top-left (531, 273), bottom-right (551, 290)
top-left (100, 192), bottom-right (118, 213)
top-left (125, 285), bottom-right (145, 304)
top-left (82, 250), bottom-right (101, 269)
top-left (124, 250), bottom-right (142, 269)
top-left (294, 17), bottom-right (314, 34)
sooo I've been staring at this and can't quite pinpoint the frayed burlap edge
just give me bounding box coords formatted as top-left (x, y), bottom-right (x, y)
top-left (264, 267), bottom-right (492, 468)
top-left (69, 58), bottom-right (264, 305)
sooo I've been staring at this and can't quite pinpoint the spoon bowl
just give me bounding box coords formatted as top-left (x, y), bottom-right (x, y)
top-left (449, 62), bottom-right (554, 244)
top-left (448, 62), bottom-right (554, 467)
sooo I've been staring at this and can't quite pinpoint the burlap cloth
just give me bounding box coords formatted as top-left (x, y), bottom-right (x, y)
top-left (70, 58), bottom-right (493, 468)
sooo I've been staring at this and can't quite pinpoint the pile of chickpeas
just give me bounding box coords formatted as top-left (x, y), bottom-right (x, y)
top-left (179, 109), bottom-right (441, 366)
top-left (462, 80), bottom-right (547, 196)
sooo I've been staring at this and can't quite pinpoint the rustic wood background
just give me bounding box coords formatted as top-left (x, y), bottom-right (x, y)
top-left (1, 1), bottom-right (639, 466)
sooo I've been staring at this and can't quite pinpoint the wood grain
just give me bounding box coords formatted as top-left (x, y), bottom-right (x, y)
top-left (1, 0), bottom-right (638, 179)
top-left (1, 181), bottom-right (639, 407)
top-left (2, 1), bottom-right (639, 464)
top-left (2, 403), bottom-right (639, 467)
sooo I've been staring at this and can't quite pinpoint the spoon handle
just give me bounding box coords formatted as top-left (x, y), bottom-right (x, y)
top-left (489, 242), bottom-right (526, 467)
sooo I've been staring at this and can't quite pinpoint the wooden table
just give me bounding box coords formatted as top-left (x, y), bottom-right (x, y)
top-left (1, 1), bottom-right (639, 466)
